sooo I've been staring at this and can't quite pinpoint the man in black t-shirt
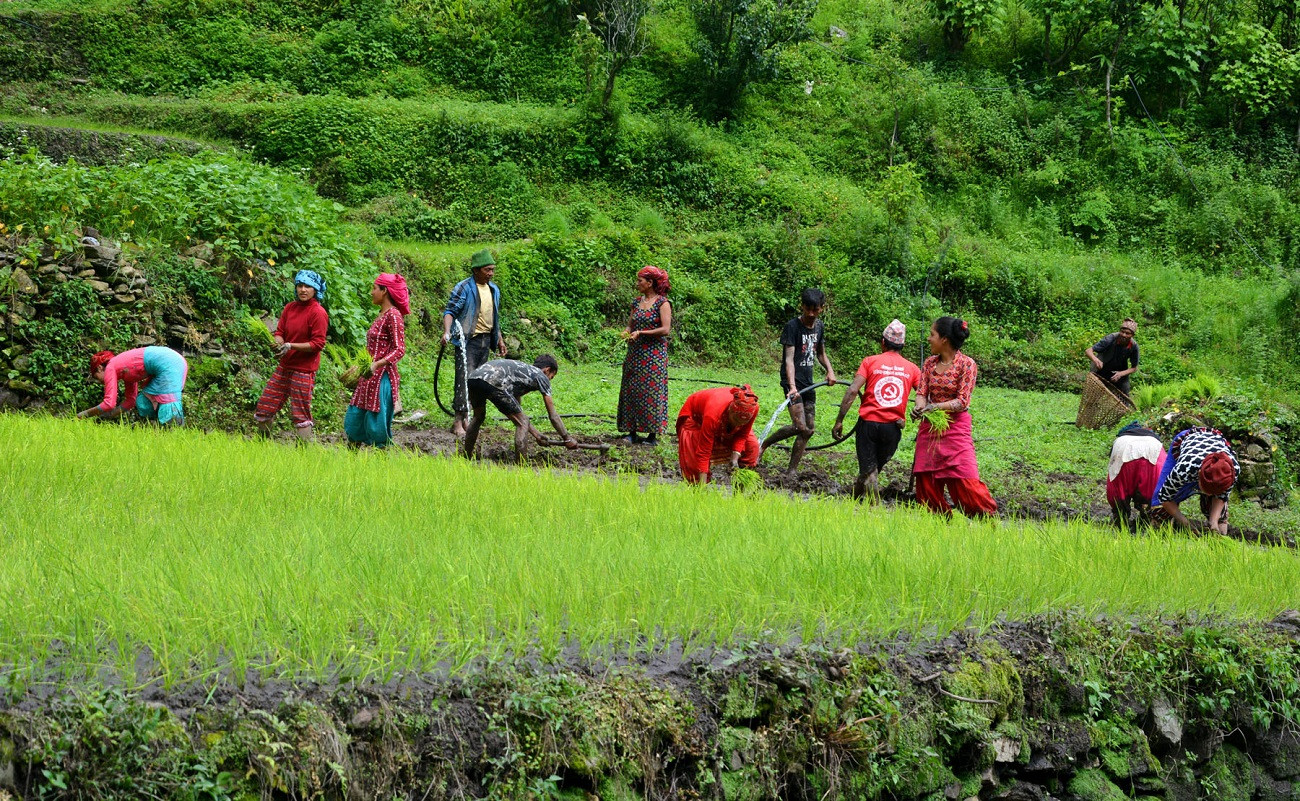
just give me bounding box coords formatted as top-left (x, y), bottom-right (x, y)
top-left (1086, 318), bottom-right (1139, 395)
top-left (761, 287), bottom-right (837, 476)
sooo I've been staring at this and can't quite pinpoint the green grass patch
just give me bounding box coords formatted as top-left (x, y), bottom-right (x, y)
top-left (1, 413), bottom-right (1297, 686)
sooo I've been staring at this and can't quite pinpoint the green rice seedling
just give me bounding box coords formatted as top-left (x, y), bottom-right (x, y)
top-left (923, 409), bottom-right (951, 434)
top-left (1183, 372), bottom-right (1222, 402)
top-left (1, 414), bottom-right (1298, 685)
top-left (244, 314), bottom-right (274, 346)
top-left (732, 468), bottom-right (762, 495)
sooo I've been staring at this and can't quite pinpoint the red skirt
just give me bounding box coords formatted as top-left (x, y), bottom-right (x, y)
top-left (913, 410), bottom-right (980, 480)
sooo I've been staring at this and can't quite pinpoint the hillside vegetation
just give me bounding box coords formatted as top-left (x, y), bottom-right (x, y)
top-left (0, 0), bottom-right (1295, 391)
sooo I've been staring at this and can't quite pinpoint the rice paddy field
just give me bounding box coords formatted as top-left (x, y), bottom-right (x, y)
top-left (2, 412), bottom-right (1298, 688)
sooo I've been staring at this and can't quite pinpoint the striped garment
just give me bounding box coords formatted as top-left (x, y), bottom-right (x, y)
top-left (254, 366), bottom-right (317, 428)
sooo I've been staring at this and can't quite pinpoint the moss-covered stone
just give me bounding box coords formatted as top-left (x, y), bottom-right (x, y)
top-left (1068, 767), bottom-right (1127, 800)
top-left (1202, 744), bottom-right (1257, 801)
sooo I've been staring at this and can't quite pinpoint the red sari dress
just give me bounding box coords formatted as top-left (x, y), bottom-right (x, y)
top-left (912, 351), bottom-right (997, 517)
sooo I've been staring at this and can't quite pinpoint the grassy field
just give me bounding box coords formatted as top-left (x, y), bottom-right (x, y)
top-left (1, 413), bottom-right (1297, 688)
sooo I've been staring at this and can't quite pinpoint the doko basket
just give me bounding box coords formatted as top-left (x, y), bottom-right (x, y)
top-left (1076, 371), bottom-right (1135, 429)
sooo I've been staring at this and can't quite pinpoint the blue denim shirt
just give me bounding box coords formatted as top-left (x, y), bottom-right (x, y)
top-left (443, 277), bottom-right (501, 348)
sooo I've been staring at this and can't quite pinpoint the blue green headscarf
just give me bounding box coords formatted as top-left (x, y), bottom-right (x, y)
top-left (294, 269), bottom-right (325, 301)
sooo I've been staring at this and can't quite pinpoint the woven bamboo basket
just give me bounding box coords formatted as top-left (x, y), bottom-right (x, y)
top-left (1076, 371), bottom-right (1135, 429)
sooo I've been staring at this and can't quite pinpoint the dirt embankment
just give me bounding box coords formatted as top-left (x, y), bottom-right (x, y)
top-left (2, 613), bottom-right (1299, 799)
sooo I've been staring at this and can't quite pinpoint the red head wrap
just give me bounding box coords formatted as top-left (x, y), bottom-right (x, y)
top-left (375, 273), bottom-right (410, 316)
top-left (1198, 451), bottom-right (1236, 496)
top-left (90, 350), bottom-right (115, 377)
top-left (637, 265), bottom-right (670, 296)
top-left (727, 384), bottom-right (760, 423)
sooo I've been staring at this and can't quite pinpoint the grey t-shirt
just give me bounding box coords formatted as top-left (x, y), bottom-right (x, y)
top-left (468, 359), bottom-right (552, 399)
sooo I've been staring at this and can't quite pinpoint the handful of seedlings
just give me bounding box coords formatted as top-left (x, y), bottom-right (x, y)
top-left (339, 363), bottom-right (372, 389)
top-left (732, 468), bottom-right (763, 495)
top-left (922, 408), bottom-right (952, 435)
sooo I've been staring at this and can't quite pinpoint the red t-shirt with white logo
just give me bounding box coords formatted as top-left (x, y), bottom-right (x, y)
top-left (855, 351), bottom-right (922, 423)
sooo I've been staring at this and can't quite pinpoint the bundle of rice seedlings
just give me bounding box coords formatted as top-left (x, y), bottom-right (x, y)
top-left (922, 408), bottom-right (951, 435)
top-left (732, 468), bottom-right (763, 495)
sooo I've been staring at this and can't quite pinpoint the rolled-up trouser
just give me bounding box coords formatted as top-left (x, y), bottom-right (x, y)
top-left (914, 475), bottom-right (997, 518)
top-left (453, 333), bottom-right (494, 415)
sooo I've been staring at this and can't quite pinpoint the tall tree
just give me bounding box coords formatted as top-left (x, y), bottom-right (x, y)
top-left (690, 0), bottom-right (818, 120)
top-left (585, 0), bottom-right (652, 107)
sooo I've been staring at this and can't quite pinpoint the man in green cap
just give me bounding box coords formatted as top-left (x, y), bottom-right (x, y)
top-left (443, 249), bottom-right (507, 436)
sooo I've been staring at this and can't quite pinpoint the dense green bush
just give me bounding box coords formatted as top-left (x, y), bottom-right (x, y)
top-left (0, 152), bottom-right (380, 341)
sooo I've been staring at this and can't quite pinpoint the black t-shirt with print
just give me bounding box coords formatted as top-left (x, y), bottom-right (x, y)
top-left (779, 317), bottom-right (825, 390)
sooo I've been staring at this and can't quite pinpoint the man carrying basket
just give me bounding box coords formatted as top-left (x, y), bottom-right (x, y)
top-left (1085, 319), bottom-right (1139, 396)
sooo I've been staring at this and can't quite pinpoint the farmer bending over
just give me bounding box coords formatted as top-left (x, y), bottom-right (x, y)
top-left (79, 346), bottom-right (188, 425)
top-left (1086, 319), bottom-right (1139, 397)
top-left (1105, 422), bottom-right (1166, 530)
top-left (1150, 426), bottom-right (1239, 535)
top-left (677, 385), bottom-right (761, 484)
top-left (762, 288), bottom-right (836, 476)
top-left (831, 320), bottom-right (921, 502)
top-left (461, 355), bottom-right (576, 459)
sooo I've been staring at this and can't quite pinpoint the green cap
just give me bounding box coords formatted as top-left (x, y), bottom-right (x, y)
top-left (470, 249), bottom-right (496, 270)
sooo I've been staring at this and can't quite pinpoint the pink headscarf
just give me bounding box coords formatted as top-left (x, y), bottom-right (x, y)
top-left (375, 273), bottom-right (410, 316)
top-left (638, 265), bottom-right (670, 296)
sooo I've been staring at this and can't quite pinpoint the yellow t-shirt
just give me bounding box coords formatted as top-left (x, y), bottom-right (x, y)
top-left (473, 282), bottom-right (494, 335)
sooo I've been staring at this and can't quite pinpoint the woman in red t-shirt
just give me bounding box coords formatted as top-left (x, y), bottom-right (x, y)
top-left (910, 316), bottom-right (997, 518)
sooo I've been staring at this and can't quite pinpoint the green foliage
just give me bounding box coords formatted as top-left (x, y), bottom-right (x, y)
top-left (17, 281), bottom-right (136, 407)
top-left (0, 152), bottom-right (379, 342)
top-left (929, 0), bottom-right (1003, 52)
top-left (689, 0), bottom-right (820, 119)
top-left (1209, 24), bottom-right (1300, 125)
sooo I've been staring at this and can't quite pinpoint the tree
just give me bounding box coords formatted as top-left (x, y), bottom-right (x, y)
top-left (690, 0), bottom-right (819, 121)
top-left (1210, 23), bottom-right (1299, 129)
top-left (581, 0), bottom-right (652, 108)
top-left (929, 0), bottom-right (1004, 53)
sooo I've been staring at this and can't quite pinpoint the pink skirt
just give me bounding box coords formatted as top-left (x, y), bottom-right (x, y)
top-left (913, 410), bottom-right (980, 480)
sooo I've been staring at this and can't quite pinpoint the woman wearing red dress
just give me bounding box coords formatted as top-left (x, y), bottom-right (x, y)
top-left (617, 265), bottom-right (672, 445)
top-left (344, 274), bottom-right (408, 447)
top-left (910, 316), bottom-right (997, 518)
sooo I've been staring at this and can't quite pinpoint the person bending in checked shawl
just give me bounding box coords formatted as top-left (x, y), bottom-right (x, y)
top-left (254, 270), bottom-right (329, 442)
top-left (344, 274), bottom-right (408, 448)
top-left (79, 346), bottom-right (189, 425)
top-left (1149, 426), bottom-right (1239, 534)
top-left (460, 355), bottom-right (577, 460)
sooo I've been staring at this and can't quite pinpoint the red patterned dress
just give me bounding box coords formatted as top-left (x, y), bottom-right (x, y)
top-left (912, 350), bottom-right (997, 518)
top-left (617, 296), bottom-right (670, 435)
top-left (344, 307), bottom-right (406, 447)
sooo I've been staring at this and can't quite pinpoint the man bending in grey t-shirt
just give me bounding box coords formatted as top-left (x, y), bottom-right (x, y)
top-left (461, 354), bottom-right (577, 460)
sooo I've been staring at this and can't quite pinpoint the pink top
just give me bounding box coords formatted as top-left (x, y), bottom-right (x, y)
top-left (917, 351), bottom-right (978, 410)
top-left (349, 307), bottom-right (406, 412)
top-left (98, 348), bottom-right (148, 412)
